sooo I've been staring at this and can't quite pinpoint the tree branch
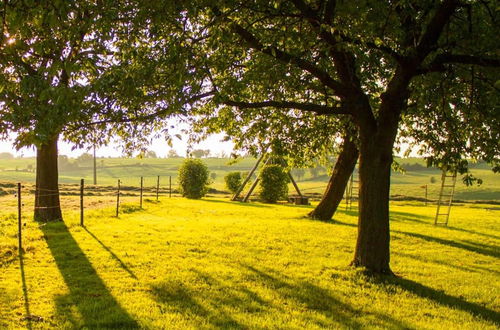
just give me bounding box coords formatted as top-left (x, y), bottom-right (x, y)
top-left (65, 91), bottom-right (215, 132)
top-left (417, 54), bottom-right (500, 74)
top-left (217, 10), bottom-right (349, 97)
top-left (290, 0), bottom-right (403, 62)
top-left (322, 0), bottom-right (336, 24)
top-left (434, 53), bottom-right (500, 67)
top-left (415, 0), bottom-right (461, 61)
top-left (223, 99), bottom-right (350, 116)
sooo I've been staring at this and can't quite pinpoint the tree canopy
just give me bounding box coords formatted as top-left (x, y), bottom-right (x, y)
top-left (144, 0), bottom-right (499, 273)
top-left (0, 1), bottom-right (204, 220)
top-left (0, 0), bottom-right (497, 272)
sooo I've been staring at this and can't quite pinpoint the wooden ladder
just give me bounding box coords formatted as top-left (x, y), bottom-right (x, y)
top-left (434, 170), bottom-right (457, 226)
top-left (345, 174), bottom-right (358, 211)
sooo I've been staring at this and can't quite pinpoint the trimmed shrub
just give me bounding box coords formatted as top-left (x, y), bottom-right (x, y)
top-left (178, 159), bottom-right (210, 199)
top-left (224, 171), bottom-right (242, 194)
top-left (259, 165), bottom-right (289, 203)
top-left (210, 172), bottom-right (217, 181)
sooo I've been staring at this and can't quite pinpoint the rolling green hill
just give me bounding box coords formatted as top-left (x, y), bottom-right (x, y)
top-left (0, 157), bottom-right (498, 201)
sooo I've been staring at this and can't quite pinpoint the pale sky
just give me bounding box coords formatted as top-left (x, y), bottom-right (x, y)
top-left (0, 133), bottom-right (422, 159)
top-left (0, 133), bottom-right (235, 158)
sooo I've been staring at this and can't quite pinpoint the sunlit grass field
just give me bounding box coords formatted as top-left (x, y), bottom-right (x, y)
top-left (0, 195), bottom-right (498, 329)
top-left (0, 157), bottom-right (499, 201)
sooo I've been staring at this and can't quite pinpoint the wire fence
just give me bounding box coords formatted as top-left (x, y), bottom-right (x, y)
top-left (4, 174), bottom-right (486, 254)
top-left (8, 176), bottom-right (178, 252)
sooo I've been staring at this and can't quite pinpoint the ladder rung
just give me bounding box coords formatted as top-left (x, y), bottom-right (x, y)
top-left (442, 185), bottom-right (455, 187)
top-left (436, 213), bottom-right (449, 216)
top-left (444, 175), bottom-right (456, 178)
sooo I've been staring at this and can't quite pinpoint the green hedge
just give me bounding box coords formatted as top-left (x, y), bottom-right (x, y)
top-left (178, 159), bottom-right (209, 199)
top-left (259, 165), bottom-right (289, 203)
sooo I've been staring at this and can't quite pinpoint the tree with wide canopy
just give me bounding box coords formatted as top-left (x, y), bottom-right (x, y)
top-left (153, 0), bottom-right (499, 273)
top-left (1, 1), bottom-right (498, 275)
top-left (0, 1), bottom-right (200, 221)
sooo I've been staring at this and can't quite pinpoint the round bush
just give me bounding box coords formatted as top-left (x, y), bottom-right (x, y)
top-left (178, 159), bottom-right (209, 199)
top-left (259, 164), bottom-right (289, 203)
top-left (224, 171), bottom-right (242, 194)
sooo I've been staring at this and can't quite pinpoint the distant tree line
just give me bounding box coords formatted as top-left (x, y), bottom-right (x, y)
top-left (0, 152), bottom-right (14, 160)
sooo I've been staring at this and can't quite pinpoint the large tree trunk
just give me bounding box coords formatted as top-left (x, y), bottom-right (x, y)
top-left (351, 136), bottom-right (393, 273)
top-left (34, 135), bottom-right (63, 222)
top-left (351, 87), bottom-right (404, 274)
top-left (308, 137), bottom-right (358, 220)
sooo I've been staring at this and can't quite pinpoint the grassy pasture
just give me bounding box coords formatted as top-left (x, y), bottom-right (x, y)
top-left (0, 195), bottom-right (498, 329)
top-left (0, 157), bottom-right (499, 202)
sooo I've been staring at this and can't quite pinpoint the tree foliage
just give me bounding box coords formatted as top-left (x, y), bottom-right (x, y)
top-left (153, 0), bottom-right (499, 273)
top-left (0, 1), bottom-right (204, 220)
top-left (191, 149), bottom-right (211, 158)
top-left (259, 165), bottom-right (289, 203)
top-left (224, 171), bottom-right (242, 194)
top-left (178, 158), bottom-right (210, 199)
top-left (0, 0), bottom-right (497, 270)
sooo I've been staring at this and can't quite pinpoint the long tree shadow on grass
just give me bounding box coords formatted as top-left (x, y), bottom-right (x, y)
top-left (393, 251), bottom-right (479, 274)
top-left (242, 264), bottom-right (412, 329)
top-left (445, 225), bottom-right (500, 240)
top-left (333, 219), bottom-right (357, 228)
top-left (150, 264), bottom-right (412, 329)
top-left (335, 213), bottom-right (499, 259)
top-left (41, 222), bottom-right (139, 328)
top-left (390, 210), bottom-right (500, 240)
top-left (376, 276), bottom-right (500, 325)
top-left (393, 230), bottom-right (500, 259)
top-left (340, 209), bottom-right (439, 225)
top-left (198, 198), bottom-right (271, 208)
top-left (83, 227), bottom-right (137, 279)
top-left (150, 276), bottom-right (242, 328)
top-left (19, 253), bottom-right (33, 330)
top-left (389, 210), bottom-right (431, 224)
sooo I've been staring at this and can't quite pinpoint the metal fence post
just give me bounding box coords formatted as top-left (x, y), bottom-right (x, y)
top-left (17, 183), bottom-right (22, 252)
top-left (156, 176), bottom-right (160, 201)
top-left (140, 176), bottom-right (143, 208)
top-left (116, 179), bottom-right (121, 217)
top-left (80, 179), bottom-right (84, 226)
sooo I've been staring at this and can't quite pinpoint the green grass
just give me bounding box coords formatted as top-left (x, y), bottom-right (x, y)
top-left (1, 157), bottom-right (499, 201)
top-left (0, 196), bottom-right (498, 329)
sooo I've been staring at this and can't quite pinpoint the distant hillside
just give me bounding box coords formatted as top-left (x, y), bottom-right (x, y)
top-left (0, 157), bottom-right (498, 201)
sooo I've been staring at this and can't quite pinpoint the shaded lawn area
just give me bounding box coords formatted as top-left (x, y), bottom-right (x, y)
top-left (0, 197), bottom-right (498, 329)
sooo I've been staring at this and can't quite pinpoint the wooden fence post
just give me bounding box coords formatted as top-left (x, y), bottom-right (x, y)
top-left (425, 184), bottom-right (428, 206)
top-left (156, 176), bottom-right (160, 201)
top-left (169, 176), bottom-right (172, 198)
top-left (17, 183), bottom-right (22, 253)
top-left (80, 179), bottom-right (84, 226)
top-left (140, 176), bottom-right (143, 208)
top-left (116, 179), bottom-right (121, 217)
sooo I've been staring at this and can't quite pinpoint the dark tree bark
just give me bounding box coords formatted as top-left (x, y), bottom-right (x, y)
top-left (351, 135), bottom-right (394, 273)
top-left (308, 137), bottom-right (358, 221)
top-left (34, 135), bottom-right (63, 222)
top-left (350, 82), bottom-right (406, 274)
